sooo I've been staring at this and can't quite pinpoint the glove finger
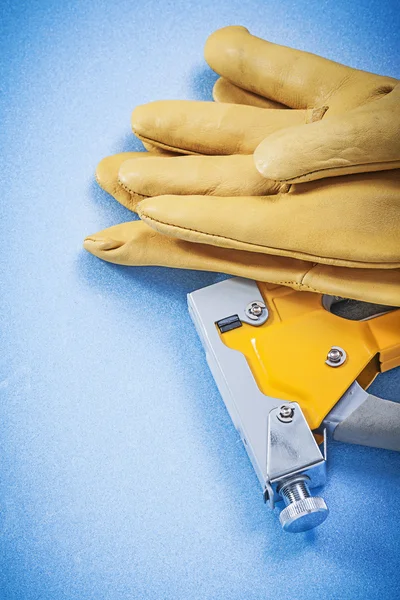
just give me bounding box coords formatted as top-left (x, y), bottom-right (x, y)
top-left (84, 219), bottom-right (303, 273)
top-left (118, 154), bottom-right (284, 198)
top-left (131, 100), bottom-right (306, 155)
top-left (212, 77), bottom-right (288, 109)
top-left (204, 26), bottom-right (394, 110)
top-left (96, 152), bottom-right (149, 209)
top-left (96, 150), bottom-right (181, 210)
top-left (137, 170), bottom-right (400, 269)
top-left (83, 221), bottom-right (400, 305)
top-left (255, 86), bottom-right (400, 182)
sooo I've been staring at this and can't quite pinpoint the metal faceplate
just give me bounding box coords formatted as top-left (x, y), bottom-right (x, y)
top-left (266, 403), bottom-right (326, 506)
top-left (188, 278), bottom-right (326, 505)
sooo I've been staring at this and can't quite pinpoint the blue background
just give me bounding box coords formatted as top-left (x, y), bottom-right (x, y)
top-left (1, 1), bottom-right (400, 598)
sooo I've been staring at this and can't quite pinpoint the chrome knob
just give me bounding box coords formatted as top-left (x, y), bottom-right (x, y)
top-left (278, 476), bottom-right (329, 533)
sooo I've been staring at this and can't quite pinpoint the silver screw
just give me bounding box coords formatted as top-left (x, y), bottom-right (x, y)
top-left (245, 300), bottom-right (267, 322)
top-left (327, 348), bottom-right (342, 363)
top-left (279, 405), bottom-right (295, 420)
top-left (250, 304), bottom-right (263, 317)
top-left (325, 346), bottom-right (347, 367)
top-left (278, 476), bottom-right (329, 533)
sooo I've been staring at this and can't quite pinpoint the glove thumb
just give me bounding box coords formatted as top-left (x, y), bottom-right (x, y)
top-left (254, 85), bottom-right (400, 183)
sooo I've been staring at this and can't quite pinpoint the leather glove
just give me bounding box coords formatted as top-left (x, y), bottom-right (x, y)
top-left (207, 26), bottom-right (400, 181)
top-left (84, 27), bottom-right (400, 305)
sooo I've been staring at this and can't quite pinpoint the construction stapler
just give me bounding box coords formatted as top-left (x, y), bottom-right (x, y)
top-left (188, 278), bottom-right (400, 533)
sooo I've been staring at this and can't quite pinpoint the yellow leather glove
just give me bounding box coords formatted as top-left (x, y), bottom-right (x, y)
top-left (84, 27), bottom-right (400, 306)
top-left (207, 26), bottom-right (400, 182)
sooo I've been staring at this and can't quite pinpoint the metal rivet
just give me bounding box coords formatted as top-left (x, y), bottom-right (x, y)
top-left (245, 300), bottom-right (267, 321)
top-left (280, 406), bottom-right (294, 419)
top-left (325, 346), bottom-right (347, 367)
top-left (278, 405), bottom-right (295, 423)
top-left (250, 304), bottom-right (263, 316)
top-left (246, 300), bottom-right (265, 321)
top-left (327, 348), bottom-right (342, 363)
top-left (244, 300), bottom-right (269, 325)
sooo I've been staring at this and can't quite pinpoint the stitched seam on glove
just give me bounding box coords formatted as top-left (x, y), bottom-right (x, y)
top-left (276, 281), bottom-right (322, 292)
top-left (274, 160), bottom-right (400, 183)
top-left (135, 133), bottom-right (203, 156)
top-left (118, 179), bottom-right (149, 201)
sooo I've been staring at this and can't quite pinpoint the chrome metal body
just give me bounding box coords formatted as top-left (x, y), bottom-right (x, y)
top-left (188, 278), bottom-right (327, 532)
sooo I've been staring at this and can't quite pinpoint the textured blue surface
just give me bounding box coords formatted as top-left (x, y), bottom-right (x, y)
top-left (1, 1), bottom-right (400, 599)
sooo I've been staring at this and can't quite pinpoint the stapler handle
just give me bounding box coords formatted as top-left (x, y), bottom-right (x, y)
top-left (333, 394), bottom-right (400, 451)
top-left (323, 381), bottom-right (400, 451)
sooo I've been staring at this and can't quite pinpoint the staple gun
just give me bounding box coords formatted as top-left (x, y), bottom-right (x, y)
top-left (188, 278), bottom-right (400, 533)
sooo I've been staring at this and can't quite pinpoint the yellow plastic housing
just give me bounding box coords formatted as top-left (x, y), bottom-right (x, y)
top-left (219, 283), bottom-right (400, 430)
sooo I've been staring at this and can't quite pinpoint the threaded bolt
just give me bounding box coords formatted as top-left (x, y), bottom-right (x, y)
top-left (278, 476), bottom-right (329, 533)
top-left (280, 478), bottom-right (311, 504)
